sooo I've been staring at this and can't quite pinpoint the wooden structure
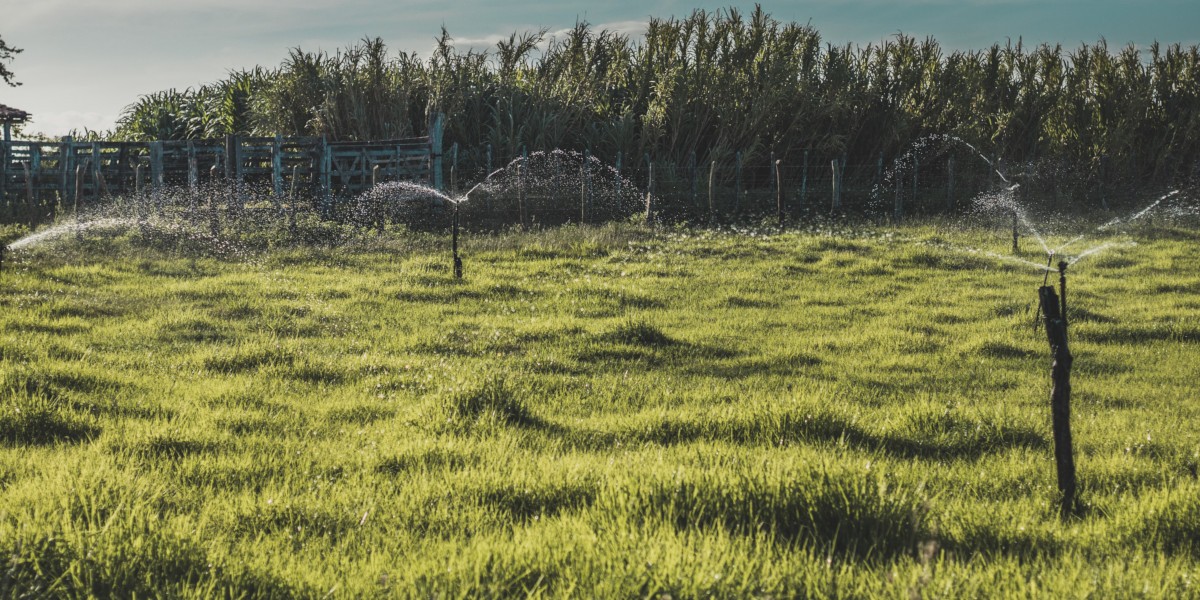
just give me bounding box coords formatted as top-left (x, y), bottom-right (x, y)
top-left (0, 114), bottom-right (444, 221)
top-left (0, 104), bottom-right (30, 142)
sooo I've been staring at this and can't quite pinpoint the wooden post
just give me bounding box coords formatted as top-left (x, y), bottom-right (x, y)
top-left (22, 161), bottom-right (33, 226)
top-left (90, 142), bottom-right (101, 201)
top-left (289, 164), bottom-right (299, 236)
top-left (831, 159), bottom-right (841, 212)
top-left (188, 140), bottom-right (199, 190)
top-left (486, 143), bottom-right (493, 176)
top-left (1038, 262), bottom-right (1077, 519)
top-left (430, 112), bottom-right (445, 190)
top-left (893, 174), bottom-right (902, 222)
top-left (615, 151), bottom-right (622, 197)
top-left (645, 156), bottom-right (654, 226)
top-left (734, 151), bottom-right (743, 213)
top-left (0, 142), bottom-right (8, 217)
top-left (775, 159), bottom-right (784, 229)
top-left (60, 138), bottom-right (74, 210)
top-left (320, 136), bottom-right (331, 217)
top-left (800, 149), bottom-right (809, 212)
top-left (519, 146), bottom-right (527, 229)
top-left (689, 150), bottom-right (697, 210)
top-left (946, 155), bottom-right (955, 212)
top-left (150, 141), bottom-right (164, 213)
top-left (372, 163), bottom-right (380, 187)
top-left (450, 142), bottom-right (458, 192)
top-left (707, 160), bottom-right (716, 222)
top-left (876, 153), bottom-right (883, 187)
top-left (208, 159), bottom-right (221, 237)
top-left (74, 162), bottom-right (85, 240)
top-left (580, 148), bottom-right (588, 224)
top-left (272, 134), bottom-right (284, 200)
top-left (30, 146), bottom-right (42, 225)
top-left (224, 135), bottom-right (238, 213)
top-left (1012, 211), bottom-right (1020, 254)
top-left (912, 156), bottom-right (919, 210)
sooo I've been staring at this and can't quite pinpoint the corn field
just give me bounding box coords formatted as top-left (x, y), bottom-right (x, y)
top-left (105, 7), bottom-right (1200, 212)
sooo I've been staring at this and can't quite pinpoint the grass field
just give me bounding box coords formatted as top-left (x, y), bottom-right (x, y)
top-left (1, 219), bottom-right (1199, 597)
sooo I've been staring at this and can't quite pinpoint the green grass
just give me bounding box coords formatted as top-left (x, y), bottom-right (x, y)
top-left (1, 220), bottom-right (1199, 597)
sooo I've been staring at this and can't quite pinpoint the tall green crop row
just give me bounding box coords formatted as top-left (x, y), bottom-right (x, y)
top-left (109, 7), bottom-right (1200, 204)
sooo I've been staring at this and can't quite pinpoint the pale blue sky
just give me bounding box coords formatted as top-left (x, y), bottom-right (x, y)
top-left (4, 0), bottom-right (1198, 136)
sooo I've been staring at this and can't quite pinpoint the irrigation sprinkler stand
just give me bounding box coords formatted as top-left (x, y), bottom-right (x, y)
top-left (1038, 260), bottom-right (1077, 519)
top-left (452, 203), bottom-right (463, 279)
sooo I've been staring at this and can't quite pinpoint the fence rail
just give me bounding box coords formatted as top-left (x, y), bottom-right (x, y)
top-left (0, 116), bottom-right (444, 224)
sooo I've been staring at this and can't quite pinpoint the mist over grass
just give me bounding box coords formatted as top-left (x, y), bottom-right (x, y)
top-left (1, 219), bottom-right (1199, 597)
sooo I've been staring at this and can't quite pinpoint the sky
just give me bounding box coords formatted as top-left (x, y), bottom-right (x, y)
top-left (3, 0), bottom-right (1199, 137)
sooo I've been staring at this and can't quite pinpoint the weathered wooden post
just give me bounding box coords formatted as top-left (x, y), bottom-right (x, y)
top-left (149, 141), bottom-right (164, 213)
top-left (580, 148), bottom-right (588, 224)
top-left (430, 112), bottom-right (445, 191)
top-left (946, 155), bottom-right (955, 213)
top-left (893, 174), bottom-right (903, 222)
top-left (775, 159), bottom-right (784, 229)
top-left (320, 136), bottom-right (332, 218)
top-left (272, 134), bottom-right (284, 201)
top-left (450, 142), bottom-right (459, 192)
top-left (831, 159), bottom-right (842, 212)
top-left (208, 160), bottom-right (221, 237)
top-left (912, 156), bottom-right (919, 209)
top-left (707, 160), bottom-right (716, 223)
top-left (800, 149), bottom-right (809, 213)
top-left (615, 150), bottom-right (623, 198)
top-left (74, 163), bottom-right (85, 240)
top-left (60, 137), bottom-right (73, 209)
top-left (22, 160), bottom-right (33, 226)
top-left (1038, 261), bottom-right (1077, 519)
top-left (486, 143), bottom-right (493, 176)
top-left (1012, 211), bottom-right (1020, 254)
top-left (288, 164), bottom-right (299, 236)
top-left (734, 150), bottom-right (743, 213)
top-left (452, 201), bottom-right (463, 279)
top-left (188, 140), bottom-right (199, 190)
top-left (644, 155), bottom-right (654, 227)
top-left (519, 146), bottom-right (528, 229)
top-left (689, 150), bottom-right (697, 211)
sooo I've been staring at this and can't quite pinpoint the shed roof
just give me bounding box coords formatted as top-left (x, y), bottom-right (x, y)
top-left (0, 103), bottom-right (31, 122)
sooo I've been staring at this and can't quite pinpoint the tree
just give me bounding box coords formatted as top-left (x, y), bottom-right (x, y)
top-left (1, 33), bottom-right (22, 87)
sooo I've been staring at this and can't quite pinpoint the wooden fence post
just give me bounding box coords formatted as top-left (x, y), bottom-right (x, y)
top-left (800, 149), bottom-right (809, 212)
top-left (430, 112), bottom-right (445, 190)
top-left (1039, 262), bottom-right (1077, 519)
top-left (188, 140), bottom-right (199, 190)
top-left (288, 164), bottom-right (299, 235)
top-left (150, 142), bottom-right (164, 213)
top-left (893, 173), bottom-right (903, 222)
top-left (272, 134), bottom-right (284, 199)
top-left (0, 142), bottom-right (8, 218)
top-left (320, 136), bottom-right (331, 217)
top-left (60, 137), bottom-right (74, 209)
top-left (22, 160), bottom-right (34, 226)
top-left (90, 142), bottom-right (102, 200)
top-left (707, 160), bottom-right (716, 222)
top-left (644, 154), bottom-right (654, 226)
top-left (775, 159), bottom-right (784, 229)
top-left (74, 163), bottom-right (84, 239)
top-left (831, 159), bottom-right (841, 212)
top-left (912, 156), bottom-right (920, 212)
top-left (734, 150), bottom-right (743, 213)
top-left (576, 148), bottom-right (585, 224)
top-left (689, 150), bottom-right (697, 210)
top-left (946, 155), bottom-right (955, 212)
top-left (615, 151), bottom-right (622, 197)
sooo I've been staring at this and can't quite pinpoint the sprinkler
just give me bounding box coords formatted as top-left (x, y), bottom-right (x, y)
top-left (0, 244), bottom-right (6, 275)
top-left (452, 202), bottom-right (463, 279)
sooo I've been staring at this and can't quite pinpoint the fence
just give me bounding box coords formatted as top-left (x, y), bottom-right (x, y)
top-left (0, 114), bottom-right (445, 224)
